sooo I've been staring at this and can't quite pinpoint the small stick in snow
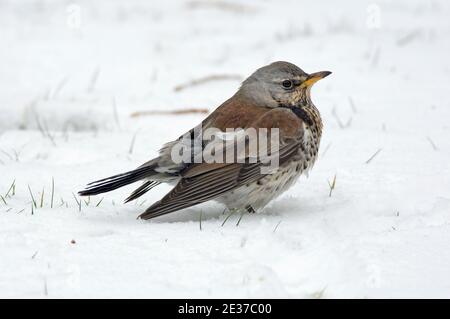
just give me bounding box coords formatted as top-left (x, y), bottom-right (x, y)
top-left (87, 67), bottom-right (100, 93)
top-left (112, 97), bottom-right (121, 129)
top-left (328, 174), bottom-right (337, 197)
top-left (1, 149), bottom-right (13, 160)
top-left (426, 136), bottom-right (438, 151)
top-left (348, 96), bottom-right (357, 113)
top-left (332, 106), bottom-right (352, 129)
top-left (44, 278), bottom-right (48, 296)
top-left (397, 30), bottom-right (421, 47)
top-left (12, 149), bottom-right (21, 162)
top-left (221, 209), bottom-right (237, 227)
top-left (129, 130), bottom-right (139, 154)
top-left (72, 193), bottom-right (82, 212)
top-left (174, 74), bottom-right (242, 92)
top-left (312, 286), bottom-right (327, 299)
top-left (138, 199), bottom-right (147, 206)
top-left (321, 142), bottom-right (332, 158)
top-left (95, 197), bottom-right (104, 207)
top-left (53, 76), bottom-right (69, 97)
top-left (273, 220), bottom-right (282, 233)
top-left (42, 120), bottom-right (56, 147)
top-left (186, 0), bottom-right (257, 13)
top-left (35, 114), bottom-right (56, 146)
top-left (371, 46), bottom-right (381, 67)
top-left (5, 179), bottom-right (16, 198)
top-left (130, 108), bottom-right (209, 117)
top-left (236, 210), bottom-right (246, 227)
top-left (365, 148), bottom-right (382, 164)
top-left (40, 187), bottom-right (45, 208)
top-left (1, 148), bottom-right (21, 162)
top-left (199, 211), bottom-right (203, 231)
top-left (0, 194), bottom-right (7, 205)
top-left (28, 185), bottom-right (37, 208)
top-left (50, 177), bottom-right (55, 209)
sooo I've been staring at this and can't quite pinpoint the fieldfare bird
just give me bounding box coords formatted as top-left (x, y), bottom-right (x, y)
top-left (79, 61), bottom-right (331, 219)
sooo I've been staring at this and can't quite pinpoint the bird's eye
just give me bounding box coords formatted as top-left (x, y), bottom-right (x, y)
top-left (282, 80), bottom-right (293, 89)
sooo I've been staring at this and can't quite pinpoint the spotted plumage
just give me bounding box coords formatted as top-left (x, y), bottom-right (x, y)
top-left (79, 61), bottom-right (331, 220)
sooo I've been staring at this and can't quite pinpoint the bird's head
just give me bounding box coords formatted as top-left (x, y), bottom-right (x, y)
top-left (239, 61), bottom-right (331, 108)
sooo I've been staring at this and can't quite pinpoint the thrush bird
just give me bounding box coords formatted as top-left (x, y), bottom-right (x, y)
top-left (79, 61), bottom-right (331, 220)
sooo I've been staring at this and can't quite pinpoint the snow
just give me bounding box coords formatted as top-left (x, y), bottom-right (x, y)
top-left (1, 0), bottom-right (450, 298)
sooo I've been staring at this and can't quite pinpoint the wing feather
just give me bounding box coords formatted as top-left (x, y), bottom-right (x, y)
top-left (138, 108), bottom-right (304, 220)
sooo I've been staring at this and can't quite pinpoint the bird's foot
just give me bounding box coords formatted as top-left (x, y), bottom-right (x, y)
top-left (245, 205), bottom-right (256, 214)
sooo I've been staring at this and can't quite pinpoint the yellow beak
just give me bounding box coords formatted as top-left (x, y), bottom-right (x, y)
top-left (302, 71), bottom-right (332, 87)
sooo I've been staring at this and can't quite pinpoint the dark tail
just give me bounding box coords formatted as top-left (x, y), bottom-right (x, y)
top-left (124, 180), bottom-right (160, 203)
top-left (78, 165), bottom-right (157, 197)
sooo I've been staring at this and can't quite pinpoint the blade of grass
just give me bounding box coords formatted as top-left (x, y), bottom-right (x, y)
top-left (112, 96), bottom-right (120, 129)
top-left (365, 148), bottom-right (382, 164)
top-left (138, 199), bottom-right (147, 206)
top-left (95, 197), bottom-right (104, 207)
top-left (273, 220), bottom-right (282, 233)
top-left (72, 192), bottom-right (81, 212)
top-left (221, 209), bottom-right (237, 227)
top-left (236, 210), bottom-right (246, 227)
top-left (426, 136), bottom-right (438, 151)
top-left (28, 185), bottom-right (37, 208)
top-left (40, 187), bottom-right (45, 208)
top-left (50, 177), bottom-right (54, 208)
top-left (5, 179), bottom-right (16, 198)
top-left (327, 174), bottom-right (337, 197)
top-left (129, 130), bottom-right (139, 154)
top-left (1, 149), bottom-right (13, 160)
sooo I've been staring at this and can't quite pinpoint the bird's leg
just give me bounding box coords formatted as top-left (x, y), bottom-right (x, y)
top-left (245, 205), bottom-right (256, 214)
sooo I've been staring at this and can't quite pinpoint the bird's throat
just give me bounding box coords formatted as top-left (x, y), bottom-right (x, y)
top-left (281, 105), bottom-right (314, 127)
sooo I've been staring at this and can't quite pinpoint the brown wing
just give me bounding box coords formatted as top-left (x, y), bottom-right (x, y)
top-left (138, 108), bottom-right (304, 220)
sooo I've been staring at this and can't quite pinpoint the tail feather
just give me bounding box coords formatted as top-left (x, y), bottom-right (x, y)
top-left (124, 181), bottom-right (160, 203)
top-left (78, 165), bottom-right (157, 197)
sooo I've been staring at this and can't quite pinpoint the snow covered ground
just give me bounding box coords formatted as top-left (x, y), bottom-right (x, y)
top-left (1, 0), bottom-right (450, 298)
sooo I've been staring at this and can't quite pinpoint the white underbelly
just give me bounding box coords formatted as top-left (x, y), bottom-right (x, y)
top-left (216, 160), bottom-right (307, 211)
